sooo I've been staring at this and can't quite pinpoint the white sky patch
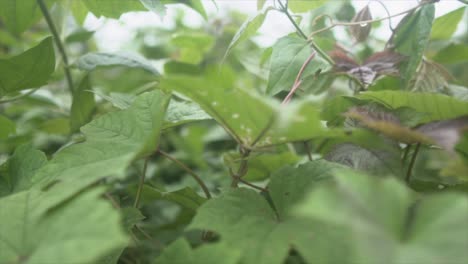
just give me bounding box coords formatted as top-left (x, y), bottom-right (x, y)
top-left (84, 0), bottom-right (466, 52)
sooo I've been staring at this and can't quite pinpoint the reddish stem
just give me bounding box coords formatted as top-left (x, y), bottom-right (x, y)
top-left (281, 52), bottom-right (316, 105)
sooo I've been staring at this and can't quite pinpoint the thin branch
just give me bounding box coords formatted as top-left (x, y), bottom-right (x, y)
top-left (401, 144), bottom-right (412, 164)
top-left (308, 1), bottom-right (428, 38)
top-left (0, 87), bottom-right (40, 104)
top-left (282, 51), bottom-right (316, 105)
top-left (105, 193), bottom-right (120, 209)
top-left (158, 150), bottom-right (212, 199)
top-left (134, 225), bottom-right (163, 248)
top-left (277, 0), bottom-right (307, 39)
top-left (37, 0), bottom-right (74, 94)
top-left (250, 115), bottom-right (276, 148)
top-left (238, 178), bottom-right (268, 192)
top-left (373, 0), bottom-right (395, 32)
top-left (134, 158), bottom-right (149, 208)
top-left (304, 141), bottom-right (313, 161)
top-left (230, 147), bottom-right (251, 187)
top-left (277, 0), bottom-right (334, 65)
top-left (405, 143), bottom-right (421, 183)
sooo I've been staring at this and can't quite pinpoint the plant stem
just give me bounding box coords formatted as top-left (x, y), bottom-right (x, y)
top-left (158, 150), bottom-right (212, 199)
top-left (401, 144), bottom-right (411, 164)
top-left (238, 178), bottom-right (268, 192)
top-left (134, 158), bottom-right (149, 208)
top-left (304, 141), bottom-right (313, 161)
top-left (405, 143), bottom-right (421, 183)
top-left (0, 87), bottom-right (40, 104)
top-left (37, 0), bottom-right (74, 94)
top-left (309, 1), bottom-right (428, 38)
top-left (282, 51), bottom-right (315, 105)
top-left (278, 0), bottom-right (307, 39)
top-left (277, 0), bottom-right (334, 65)
top-left (230, 148), bottom-right (251, 188)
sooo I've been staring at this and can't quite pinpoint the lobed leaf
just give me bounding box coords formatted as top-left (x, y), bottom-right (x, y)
top-left (0, 188), bottom-right (127, 263)
top-left (31, 90), bottom-right (171, 201)
top-left (156, 239), bottom-right (241, 264)
top-left (294, 170), bottom-right (468, 263)
top-left (188, 161), bottom-right (350, 264)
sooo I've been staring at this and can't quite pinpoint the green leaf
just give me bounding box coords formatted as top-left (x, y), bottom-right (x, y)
top-left (69, 0), bottom-right (89, 24)
top-left (161, 0), bottom-right (207, 19)
top-left (70, 75), bottom-right (96, 133)
top-left (188, 161), bottom-right (351, 264)
top-left (140, 0), bottom-right (166, 17)
top-left (139, 186), bottom-right (206, 211)
top-left (160, 72), bottom-right (337, 147)
top-left (393, 4), bottom-right (435, 87)
top-left (121, 207), bottom-right (146, 230)
top-left (83, 0), bottom-right (145, 18)
top-left (0, 37), bottom-right (55, 97)
top-left (294, 170), bottom-right (468, 263)
top-left (431, 7), bottom-right (466, 40)
top-left (225, 151), bottom-right (301, 181)
top-left (32, 90), bottom-right (171, 199)
top-left (171, 33), bottom-right (214, 64)
top-left (75, 52), bottom-right (159, 75)
top-left (288, 0), bottom-right (327, 13)
top-left (268, 161), bottom-right (339, 216)
top-left (40, 117), bottom-right (70, 135)
top-left (164, 100), bottom-right (211, 129)
top-left (257, 0), bottom-right (267, 10)
top-left (225, 10), bottom-right (268, 58)
top-left (0, 0), bottom-right (54, 35)
top-left (65, 29), bottom-right (95, 43)
top-left (433, 43), bottom-right (468, 64)
top-left (358, 91), bottom-right (468, 124)
top-left (267, 36), bottom-right (331, 95)
top-left (325, 142), bottom-right (404, 176)
top-left (0, 188), bottom-right (127, 263)
top-left (0, 144), bottom-right (47, 197)
top-left (156, 239), bottom-right (241, 264)
top-left (0, 115), bottom-right (15, 139)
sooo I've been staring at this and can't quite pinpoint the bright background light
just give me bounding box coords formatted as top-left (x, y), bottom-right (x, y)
top-left (84, 0), bottom-right (466, 52)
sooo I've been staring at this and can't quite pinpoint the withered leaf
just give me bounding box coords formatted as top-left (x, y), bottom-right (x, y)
top-left (345, 107), bottom-right (432, 144)
top-left (410, 59), bottom-right (452, 93)
top-left (330, 49), bottom-right (405, 87)
top-left (416, 116), bottom-right (468, 152)
top-left (350, 5), bottom-right (372, 42)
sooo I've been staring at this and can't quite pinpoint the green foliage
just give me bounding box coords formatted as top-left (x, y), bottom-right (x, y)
top-left (287, 0), bottom-right (327, 13)
top-left (75, 52), bottom-right (159, 75)
top-left (0, 0), bottom-right (54, 35)
top-left (1, 1), bottom-right (467, 263)
top-left (358, 91), bottom-right (468, 123)
top-left (294, 170), bottom-right (468, 263)
top-left (0, 37), bottom-right (55, 97)
top-left (393, 4), bottom-right (435, 88)
top-left (267, 36), bottom-right (331, 95)
top-left (0, 189), bottom-right (127, 263)
top-left (430, 7), bottom-right (466, 40)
